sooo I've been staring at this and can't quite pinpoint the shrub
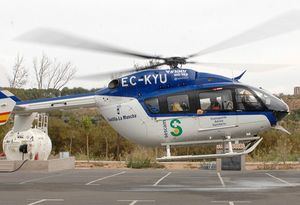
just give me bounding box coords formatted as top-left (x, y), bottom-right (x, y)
top-left (127, 157), bottom-right (151, 169)
top-left (126, 146), bottom-right (164, 169)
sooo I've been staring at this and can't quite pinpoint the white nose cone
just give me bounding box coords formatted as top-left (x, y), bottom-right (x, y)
top-left (3, 129), bottom-right (52, 161)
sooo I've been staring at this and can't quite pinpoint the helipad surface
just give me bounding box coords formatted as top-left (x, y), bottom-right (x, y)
top-left (0, 169), bottom-right (299, 205)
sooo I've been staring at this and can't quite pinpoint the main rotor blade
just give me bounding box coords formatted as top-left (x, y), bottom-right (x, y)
top-left (75, 69), bottom-right (134, 81)
top-left (16, 28), bottom-right (164, 60)
top-left (193, 62), bottom-right (294, 72)
top-left (188, 9), bottom-right (300, 58)
top-left (76, 63), bottom-right (166, 81)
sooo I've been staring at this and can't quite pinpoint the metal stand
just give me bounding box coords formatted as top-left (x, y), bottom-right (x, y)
top-left (166, 144), bottom-right (171, 158)
top-left (36, 113), bottom-right (48, 134)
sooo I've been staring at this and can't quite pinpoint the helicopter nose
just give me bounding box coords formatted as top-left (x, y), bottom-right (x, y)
top-left (274, 110), bottom-right (289, 122)
top-left (272, 99), bottom-right (289, 122)
top-left (249, 86), bottom-right (290, 123)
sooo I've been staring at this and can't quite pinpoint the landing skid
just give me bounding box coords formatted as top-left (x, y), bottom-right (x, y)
top-left (156, 137), bottom-right (263, 162)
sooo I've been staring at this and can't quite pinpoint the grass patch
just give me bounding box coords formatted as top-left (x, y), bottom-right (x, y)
top-left (127, 157), bottom-right (151, 169)
top-left (126, 146), bottom-right (165, 169)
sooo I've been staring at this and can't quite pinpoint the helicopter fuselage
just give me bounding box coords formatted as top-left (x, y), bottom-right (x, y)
top-left (94, 68), bottom-right (289, 146)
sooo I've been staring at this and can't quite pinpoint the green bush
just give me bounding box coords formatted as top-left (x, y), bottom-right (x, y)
top-left (126, 146), bottom-right (165, 169)
top-left (126, 157), bottom-right (151, 169)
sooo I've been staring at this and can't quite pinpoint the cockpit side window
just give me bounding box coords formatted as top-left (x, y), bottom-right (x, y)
top-left (167, 94), bottom-right (190, 112)
top-left (198, 89), bottom-right (234, 112)
top-left (235, 88), bottom-right (263, 111)
top-left (145, 98), bottom-right (160, 114)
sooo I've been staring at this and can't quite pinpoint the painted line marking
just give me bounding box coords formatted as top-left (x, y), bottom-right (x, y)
top-left (212, 201), bottom-right (251, 205)
top-left (217, 172), bottom-right (225, 187)
top-left (20, 173), bottom-right (66, 184)
top-left (266, 173), bottom-right (292, 185)
top-left (27, 199), bottom-right (64, 205)
top-left (85, 171), bottom-right (126, 185)
top-left (153, 172), bottom-right (172, 186)
top-left (117, 200), bottom-right (155, 205)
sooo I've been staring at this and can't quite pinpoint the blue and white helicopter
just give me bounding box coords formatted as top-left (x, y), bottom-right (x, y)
top-left (1, 10), bottom-right (298, 161)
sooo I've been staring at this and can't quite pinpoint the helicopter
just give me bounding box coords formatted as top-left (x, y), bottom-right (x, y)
top-left (0, 10), bottom-right (298, 161)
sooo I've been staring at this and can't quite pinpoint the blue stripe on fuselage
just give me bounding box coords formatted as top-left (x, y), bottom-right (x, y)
top-left (10, 96), bottom-right (21, 102)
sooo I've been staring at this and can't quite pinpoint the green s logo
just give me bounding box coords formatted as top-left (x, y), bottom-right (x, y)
top-left (170, 119), bottom-right (183, 137)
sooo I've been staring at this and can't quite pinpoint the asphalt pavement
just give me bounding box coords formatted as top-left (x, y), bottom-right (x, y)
top-left (0, 169), bottom-right (299, 205)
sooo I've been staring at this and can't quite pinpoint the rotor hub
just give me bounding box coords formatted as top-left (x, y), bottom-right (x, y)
top-left (164, 57), bottom-right (187, 68)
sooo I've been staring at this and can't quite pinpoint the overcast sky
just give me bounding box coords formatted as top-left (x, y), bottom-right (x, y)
top-left (0, 0), bottom-right (300, 94)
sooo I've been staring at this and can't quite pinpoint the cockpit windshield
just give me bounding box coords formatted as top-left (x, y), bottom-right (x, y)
top-left (250, 86), bottom-right (288, 112)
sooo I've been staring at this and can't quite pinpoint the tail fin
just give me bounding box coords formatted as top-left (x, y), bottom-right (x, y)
top-left (0, 90), bottom-right (20, 125)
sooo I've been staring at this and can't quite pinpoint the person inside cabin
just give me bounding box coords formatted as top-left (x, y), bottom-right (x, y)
top-left (172, 102), bottom-right (184, 112)
top-left (241, 90), bottom-right (258, 110)
top-left (210, 98), bottom-right (221, 110)
top-left (181, 101), bottom-right (189, 111)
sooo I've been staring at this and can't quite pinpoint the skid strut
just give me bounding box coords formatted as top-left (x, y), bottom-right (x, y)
top-left (166, 144), bottom-right (171, 158)
top-left (226, 136), bottom-right (233, 153)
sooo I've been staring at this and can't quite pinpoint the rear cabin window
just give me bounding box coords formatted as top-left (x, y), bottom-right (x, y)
top-left (167, 94), bottom-right (190, 112)
top-left (235, 88), bottom-right (263, 111)
top-left (199, 89), bottom-right (233, 111)
top-left (145, 98), bottom-right (160, 114)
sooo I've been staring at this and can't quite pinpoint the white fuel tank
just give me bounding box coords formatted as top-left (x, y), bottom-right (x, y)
top-left (2, 128), bottom-right (52, 161)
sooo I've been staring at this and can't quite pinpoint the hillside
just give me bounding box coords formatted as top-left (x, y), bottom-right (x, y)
top-left (283, 95), bottom-right (300, 111)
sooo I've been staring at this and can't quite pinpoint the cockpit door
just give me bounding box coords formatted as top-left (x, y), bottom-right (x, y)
top-left (196, 88), bottom-right (237, 137)
top-left (234, 87), bottom-right (271, 135)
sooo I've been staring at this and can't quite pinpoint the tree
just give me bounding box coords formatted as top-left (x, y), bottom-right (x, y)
top-left (81, 116), bottom-right (92, 161)
top-left (9, 54), bottom-right (28, 88)
top-left (33, 54), bottom-right (51, 89)
top-left (68, 116), bottom-right (80, 155)
top-left (33, 54), bottom-right (76, 90)
top-left (46, 59), bottom-right (77, 90)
